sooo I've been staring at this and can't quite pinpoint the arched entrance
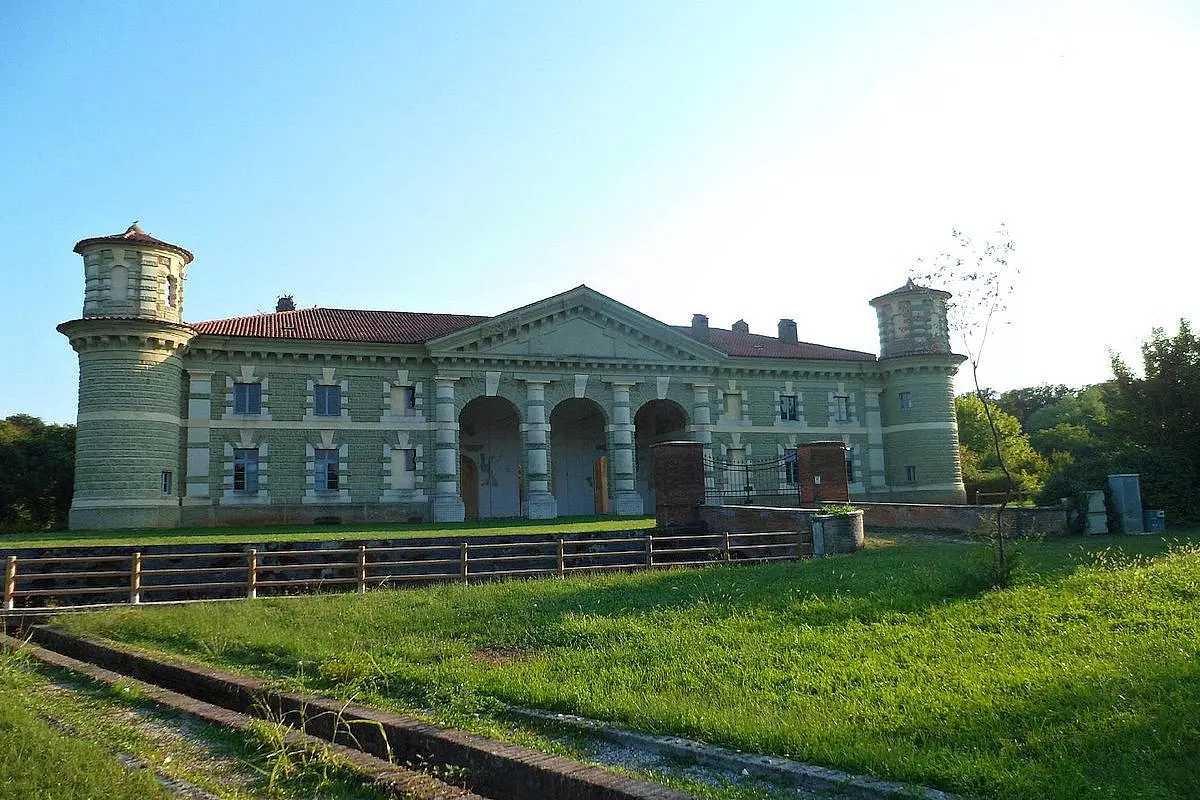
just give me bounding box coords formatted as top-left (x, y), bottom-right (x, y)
top-left (459, 397), bottom-right (522, 519)
top-left (550, 398), bottom-right (608, 517)
top-left (634, 399), bottom-right (689, 509)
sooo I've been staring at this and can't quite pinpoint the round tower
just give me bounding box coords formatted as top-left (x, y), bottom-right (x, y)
top-left (868, 280), bottom-right (966, 503)
top-left (57, 224), bottom-right (196, 529)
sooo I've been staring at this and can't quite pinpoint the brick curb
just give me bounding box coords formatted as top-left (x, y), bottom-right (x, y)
top-left (508, 707), bottom-right (957, 800)
top-left (1, 632), bottom-right (484, 800)
top-left (22, 627), bottom-right (691, 800)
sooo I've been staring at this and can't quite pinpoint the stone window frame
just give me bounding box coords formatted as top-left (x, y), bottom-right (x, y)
top-left (306, 370), bottom-right (348, 420)
top-left (382, 379), bottom-right (424, 421)
top-left (222, 441), bottom-right (270, 505)
top-left (314, 448), bottom-right (340, 491)
top-left (225, 372), bottom-right (271, 420)
top-left (382, 435), bottom-right (426, 501)
top-left (772, 383), bottom-right (806, 427)
top-left (829, 392), bottom-right (857, 425)
top-left (899, 391), bottom-right (912, 411)
top-left (304, 441), bottom-right (350, 504)
top-left (715, 387), bottom-right (749, 425)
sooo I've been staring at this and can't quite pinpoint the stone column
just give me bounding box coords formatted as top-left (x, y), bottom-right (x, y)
top-left (691, 383), bottom-right (716, 496)
top-left (607, 382), bottom-right (643, 515)
top-left (864, 387), bottom-right (887, 492)
top-left (522, 380), bottom-right (558, 519)
top-left (430, 376), bottom-right (465, 522)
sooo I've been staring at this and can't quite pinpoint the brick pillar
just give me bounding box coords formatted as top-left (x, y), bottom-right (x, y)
top-left (522, 380), bottom-right (558, 519)
top-left (797, 441), bottom-right (850, 505)
top-left (652, 441), bottom-right (705, 528)
top-left (607, 382), bottom-right (643, 515)
top-left (430, 376), bottom-right (465, 522)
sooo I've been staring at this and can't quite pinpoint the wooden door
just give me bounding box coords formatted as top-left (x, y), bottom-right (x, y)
top-left (593, 456), bottom-right (609, 514)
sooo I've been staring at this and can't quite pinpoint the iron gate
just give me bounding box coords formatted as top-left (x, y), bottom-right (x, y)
top-left (703, 452), bottom-right (801, 506)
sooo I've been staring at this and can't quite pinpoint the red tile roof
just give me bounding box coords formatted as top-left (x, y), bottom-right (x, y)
top-left (74, 223), bottom-right (195, 263)
top-left (192, 307), bottom-right (486, 343)
top-left (677, 327), bottom-right (876, 361)
top-left (192, 305), bottom-right (876, 361)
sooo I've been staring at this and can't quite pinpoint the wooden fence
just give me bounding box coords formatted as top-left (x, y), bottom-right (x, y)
top-left (2, 530), bottom-right (804, 611)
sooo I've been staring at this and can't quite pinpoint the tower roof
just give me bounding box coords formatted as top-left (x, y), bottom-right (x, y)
top-left (869, 278), bottom-right (950, 306)
top-left (73, 222), bottom-right (194, 264)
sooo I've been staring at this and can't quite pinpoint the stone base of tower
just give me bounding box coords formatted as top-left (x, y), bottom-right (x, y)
top-left (69, 501), bottom-right (181, 531)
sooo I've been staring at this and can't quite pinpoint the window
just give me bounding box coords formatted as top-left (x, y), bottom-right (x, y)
top-left (391, 385), bottom-right (416, 416)
top-left (779, 395), bottom-right (799, 421)
top-left (845, 452), bottom-right (855, 483)
top-left (315, 448), bottom-right (339, 491)
top-left (392, 448), bottom-right (417, 490)
top-left (233, 448), bottom-right (259, 493)
top-left (783, 452), bottom-right (799, 485)
top-left (726, 447), bottom-right (747, 493)
top-left (904, 465), bottom-right (917, 483)
top-left (899, 391), bottom-right (912, 410)
top-left (161, 471), bottom-right (173, 495)
top-left (725, 392), bottom-right (742, 420)
top-left (313, 384), bottom-right (341, 416)
top-left (233, 382), bottom-right (261, 415)
top-left (833, 395), bottom-right (850, 423)
top-left (166, 275), bottom-right (177, 308)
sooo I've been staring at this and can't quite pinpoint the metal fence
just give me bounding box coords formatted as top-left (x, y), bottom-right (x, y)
top-left (2, 529), bottom-right (805, 612)
top-left (703, 453), bottom-right (801, 507)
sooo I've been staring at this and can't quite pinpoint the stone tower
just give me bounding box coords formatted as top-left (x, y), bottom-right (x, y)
top-left (869, 279), bottom-right (966, 503)
top-left (58, 224), bottom-right (196, 529)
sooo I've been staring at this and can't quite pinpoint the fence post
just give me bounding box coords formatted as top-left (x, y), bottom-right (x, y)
top-left (723, 531), bottom-right (731, 562)
top-left (130, 552), bottom-right (142, 605)
top-left (247, 549), bottom-right (258, 599)
top-left (645, 535), bottom-right (653, 569)
top-left (358, 546), bottom-right (367, 595)
top-left (460, 542), bottom-right (469, 584)
top-left (4, 556), bottom-right (15, 611)
top-left (556, 538), bottom-right (565, 578)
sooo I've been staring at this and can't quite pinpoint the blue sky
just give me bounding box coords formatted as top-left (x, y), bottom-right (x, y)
top-left (3, 1), bottom-right (1198, 424)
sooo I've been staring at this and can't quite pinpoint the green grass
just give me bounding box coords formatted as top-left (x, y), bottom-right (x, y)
top-left (0, 650), bottom-right (173, 800)
top-left (59, 533), bottom-right (1200, 800)
top-left (0, 643), bottom-right (394, 799)
top-left (0, 514), bottom-right (654, 548)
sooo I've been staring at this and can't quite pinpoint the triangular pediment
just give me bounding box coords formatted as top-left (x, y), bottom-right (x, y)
top-left (427, 286), bottom-right (725, 364)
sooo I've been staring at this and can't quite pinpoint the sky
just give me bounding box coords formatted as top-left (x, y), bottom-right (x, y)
top-left (3, 0), bottom-right (1198, 424)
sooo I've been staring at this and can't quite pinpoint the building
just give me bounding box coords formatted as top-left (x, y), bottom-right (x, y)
top-left (58, 224), bottom-right (967, 530)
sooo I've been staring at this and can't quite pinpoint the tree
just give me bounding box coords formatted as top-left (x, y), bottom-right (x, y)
top-left (912, 225), bottom-right (1019, 585)
top-left (956, 394), bottom-right (1048, 498)
top-left (1108, 320), bottom-right (1200, 521)
top-left (996, 384), bottom-right (1071, 429)
top-left (0, 415), bottom-right (75, 531)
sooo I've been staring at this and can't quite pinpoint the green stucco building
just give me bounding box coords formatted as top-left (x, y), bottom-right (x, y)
top-left (59, 224), bottom-right (967, 530)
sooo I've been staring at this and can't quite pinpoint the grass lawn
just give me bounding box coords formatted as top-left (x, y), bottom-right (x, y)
top-left (59, 533), bottom-right (1200, 800)
top-left (0, 514), bottom-right (654, 549)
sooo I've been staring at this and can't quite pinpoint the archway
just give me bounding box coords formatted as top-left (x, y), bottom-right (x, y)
top-left (634, 399), bottom-right (689, 509)
top-left (459, 396), bottom-right (522, 519)
top-left (550, 398), bottom-right (608, 516)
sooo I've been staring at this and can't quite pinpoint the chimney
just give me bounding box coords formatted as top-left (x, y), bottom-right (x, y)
top-left (690, 313), bottom-right (710, 343)
top-left (778, 318), bottom-right (798, 344)
top-left (732, 319), bottom-right (749, 334)
top-left (276, 295), bottom-right (296, 312)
